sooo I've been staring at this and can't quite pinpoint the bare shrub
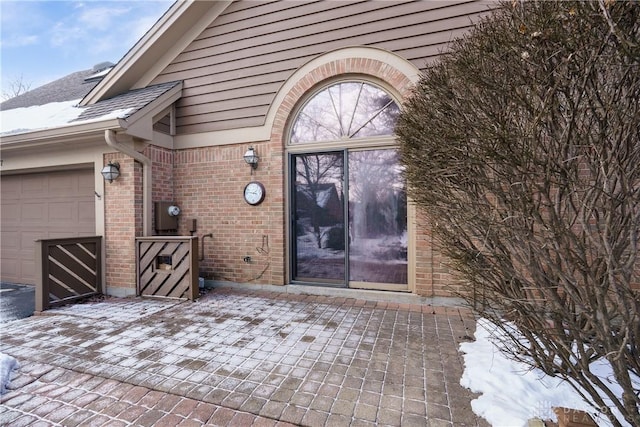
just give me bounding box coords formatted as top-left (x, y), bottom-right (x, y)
top-left (396, 1), bottom-right (639, 425)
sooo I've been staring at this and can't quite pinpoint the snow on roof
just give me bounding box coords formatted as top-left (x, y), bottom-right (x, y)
top-left (0, 62), bottom-right (114, 111)
top-left (84, 67), bottom-right (114, 82)
top-left (0, 99), bottom-right (131, 136)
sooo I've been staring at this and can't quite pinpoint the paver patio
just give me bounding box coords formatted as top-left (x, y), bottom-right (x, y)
top-left (0, 287), bottom-right (489, 426)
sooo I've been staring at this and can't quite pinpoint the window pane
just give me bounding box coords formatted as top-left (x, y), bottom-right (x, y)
top-left (350, 84), bottom-right (400, 138)
top-left (291, 82), bottom-right (399, 144)
top-left (348, 149), bottom-right (407, 284)
top-left (292, 153), bottom-right (345, 282)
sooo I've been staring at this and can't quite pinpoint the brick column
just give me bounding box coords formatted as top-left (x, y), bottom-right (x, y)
top-left (103, 153), bottom-right (142, 296)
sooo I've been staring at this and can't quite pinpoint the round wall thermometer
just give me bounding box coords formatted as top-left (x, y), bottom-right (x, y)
top-left (243, 181), bottom-right (266, 205)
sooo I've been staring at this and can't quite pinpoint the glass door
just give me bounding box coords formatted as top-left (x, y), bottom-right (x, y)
top-left (291, 149), bottom-right (407, 290)
top-left (348, 149), bottom-right (407, 289)
top-left (292, 152), bottom-right (346, 284)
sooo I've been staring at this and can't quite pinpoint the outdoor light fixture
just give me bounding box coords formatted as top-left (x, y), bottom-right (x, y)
top-left (243, 146), bottom-right (259, 170)
top-left (101, 161), bottom-right (120, 183)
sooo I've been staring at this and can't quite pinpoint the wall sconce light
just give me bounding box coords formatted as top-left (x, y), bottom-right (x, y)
top-left (101, 161), bottom-right (120, 183)
top-left (243, 147), bottom-right (259, 170)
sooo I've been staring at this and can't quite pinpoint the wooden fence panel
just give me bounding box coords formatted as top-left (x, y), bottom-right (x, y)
top-left (136, 236), bottom-right (199, 300)
top-left (35, 236), bottom-right (103, 312)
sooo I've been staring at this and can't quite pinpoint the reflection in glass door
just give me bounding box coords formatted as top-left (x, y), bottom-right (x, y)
top-left (292, 149), bottom-right (407, 289)
top-left (292, 152), bottom-right (345, 283)
top-left (348, 150), bottom-right (407, 288)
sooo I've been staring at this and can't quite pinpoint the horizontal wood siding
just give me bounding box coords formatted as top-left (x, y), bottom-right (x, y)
top-left (152, 0), bottom-right (493, 134)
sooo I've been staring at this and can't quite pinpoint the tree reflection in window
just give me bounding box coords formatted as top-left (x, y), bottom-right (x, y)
top-left (291, 81), bottom-right (400, 144)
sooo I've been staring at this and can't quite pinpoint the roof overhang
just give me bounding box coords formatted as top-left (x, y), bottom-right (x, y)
top-left (1, 82), bottom-right (183, 153)
top-left (0, 119), bottom-right (125, 152)
top-left (116, 81), bottom-right (183, 141)
top-left (81, 0), bottom-right (231, 105)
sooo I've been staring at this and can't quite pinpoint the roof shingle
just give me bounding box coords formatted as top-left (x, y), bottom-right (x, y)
top-left (0, 65), bottom-right (112, 110)
top-left (72, 81), bottom-right (181, 123)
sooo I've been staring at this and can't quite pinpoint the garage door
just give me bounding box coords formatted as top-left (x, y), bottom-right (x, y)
top-left (1, 169), bottom-right (96, 285)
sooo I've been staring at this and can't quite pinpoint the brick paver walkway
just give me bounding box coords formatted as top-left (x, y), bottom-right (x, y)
top-left (0, 287), bottom-right (488, 426)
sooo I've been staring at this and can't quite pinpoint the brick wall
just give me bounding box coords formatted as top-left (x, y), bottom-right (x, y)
top-left (100, 58), bottom-right (638, 301)
top-left (104, 153), bottom-right (141, 295)
top-left (173, 145), bottom-right (285, 286)
top-left (413, 210), bottom-right (468, 298)
top-left (146, 145), bottom-right (175, 233)
top-left (166, 56), bottom-right (467, 297)
top-left (147, 145), bottom-right (175, 203)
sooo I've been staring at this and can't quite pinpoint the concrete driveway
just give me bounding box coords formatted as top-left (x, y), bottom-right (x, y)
top-left (0, 282), bottom-right (35, 323)
top-left (0, 286), bottom-right (488, 426)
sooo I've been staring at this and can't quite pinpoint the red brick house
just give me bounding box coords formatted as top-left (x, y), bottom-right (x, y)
top-left (0, 1), bottom-right (493, 298)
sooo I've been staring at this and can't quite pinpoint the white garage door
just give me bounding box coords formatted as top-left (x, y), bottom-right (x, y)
top-left (1, 169), bottom-right (96, 285)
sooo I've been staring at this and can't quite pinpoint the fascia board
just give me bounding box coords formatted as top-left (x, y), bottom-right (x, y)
top-left (151, 131), bottom-right (174, 150)
top-left (132, 1), bottom-right (232, 90)
top-left (81, 1), bottom-right (231, 106)
top-left (0, 119), bottom-right (123, 152)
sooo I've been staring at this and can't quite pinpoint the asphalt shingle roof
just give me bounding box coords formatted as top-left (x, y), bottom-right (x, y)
top-left (0, 64), bottom-right (113, 111)
top-left (73, 81), bottom-right (181, 122)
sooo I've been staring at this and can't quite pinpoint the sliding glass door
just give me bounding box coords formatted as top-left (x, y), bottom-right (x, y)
top-left (291, 149), bottom-right (407, 289)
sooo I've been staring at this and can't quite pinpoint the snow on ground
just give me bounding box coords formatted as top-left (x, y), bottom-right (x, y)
top-left (460, 318), bottom-right (635, 427)
top-left (0, 353), bottom-right (19, 394)
top-left (46, 297), bottom-right (180, 322)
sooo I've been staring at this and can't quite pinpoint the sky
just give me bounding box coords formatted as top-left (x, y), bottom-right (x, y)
top-left (0, 0), bottom-right (173, 100)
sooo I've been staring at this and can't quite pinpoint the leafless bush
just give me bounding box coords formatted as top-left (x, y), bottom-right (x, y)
top-left (396, 1), bottom-right (639, 425)
top-left (1, 74), bottom-right (31, 101)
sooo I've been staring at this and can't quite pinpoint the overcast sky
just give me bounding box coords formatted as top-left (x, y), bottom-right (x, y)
top-left (0, 0), bottom-right (173, 100)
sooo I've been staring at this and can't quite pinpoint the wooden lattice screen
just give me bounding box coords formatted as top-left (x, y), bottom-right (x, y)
top-left (136, 236), bottom-right (199, 300)
top-left (35, 236), bottom-right (103, 312)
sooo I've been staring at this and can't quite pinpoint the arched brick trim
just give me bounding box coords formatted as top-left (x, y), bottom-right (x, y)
top-left (270, 56), bottom-right (416, 144)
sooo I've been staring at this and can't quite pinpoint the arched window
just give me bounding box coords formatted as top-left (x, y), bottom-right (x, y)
top-left (290, 81), bottom-right (400, 144)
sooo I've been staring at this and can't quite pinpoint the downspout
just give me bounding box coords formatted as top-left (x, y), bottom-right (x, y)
top-left (104, 129), bottom-right (152, 236)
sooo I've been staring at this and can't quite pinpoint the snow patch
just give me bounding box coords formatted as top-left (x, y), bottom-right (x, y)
top-left (460, 318), bottom-right (633, 427)
top-left (0, 353), bottom-right (19, 394)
